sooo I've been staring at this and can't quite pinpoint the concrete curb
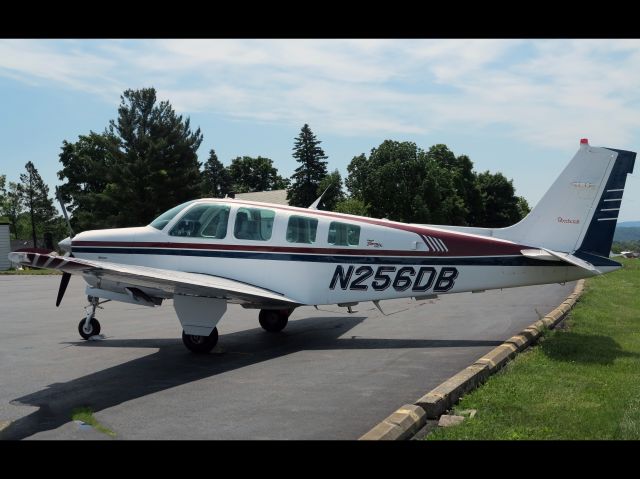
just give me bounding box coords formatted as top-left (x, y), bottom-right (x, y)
top-left (359, 280), bottom-right (585, 440)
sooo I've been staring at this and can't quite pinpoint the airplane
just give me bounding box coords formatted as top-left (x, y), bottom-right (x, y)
top-left (8, 139), bottom-right (636, 353)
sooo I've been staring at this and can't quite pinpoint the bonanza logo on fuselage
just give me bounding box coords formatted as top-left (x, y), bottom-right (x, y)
top-left (329, 265), bottom-right (459, 293)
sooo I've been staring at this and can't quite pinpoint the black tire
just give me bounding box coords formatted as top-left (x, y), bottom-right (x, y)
top-left (259, 310), bottom-right (289, 333)
top-left (182, 327), bottom-right (219, 354)
top-left (78, 317), bottom-right (101, 340)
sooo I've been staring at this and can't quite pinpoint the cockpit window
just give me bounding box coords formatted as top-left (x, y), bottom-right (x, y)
top-left (149, 200), bottom-right (197, 230)
top-left (169, 203), bottom-right (231, 239)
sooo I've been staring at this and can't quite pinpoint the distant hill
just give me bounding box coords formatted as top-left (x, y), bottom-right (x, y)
top-left (618, 221), bottom-right (640, 228)
top-left (614, 226), bottom-right (640, 242)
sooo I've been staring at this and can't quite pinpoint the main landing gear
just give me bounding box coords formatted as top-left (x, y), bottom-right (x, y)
top-left (78, 296), bottom-right (105, 340)
top-left (182, 328), bottom-right (219, 354)
top-left (259, 309), bottom-right (293, 333)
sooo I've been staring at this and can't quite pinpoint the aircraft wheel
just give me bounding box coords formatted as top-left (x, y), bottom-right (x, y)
top-left (78, 317), bottom-right (101, 340)
top-left (182, 327), bottom-right (219, 354)
top-left (259, 310), bottom-right (289, 333)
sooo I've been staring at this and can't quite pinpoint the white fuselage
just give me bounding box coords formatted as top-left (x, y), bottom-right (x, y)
top-left (70, 199), bottom-right (610, 306)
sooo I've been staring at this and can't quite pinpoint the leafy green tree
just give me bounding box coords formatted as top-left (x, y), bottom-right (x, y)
top-left (201, 149), bottom-right (231, 198)
top-left (0, 180), bottom-right (24, 239)
top-left (287, 124), bottom-right (328, 207)
top-left (612, 240), bottom-right (640, 254)
top-left (425, 145), bottom-right (485, 225)
top-left (57, 131), bottom-right (121, 231)
top-left (18, 161), bottom-right (58, 248)
top-left (316, 169), bottom-right (345, 211)
top-left (475, 171), bottom-right (521, 227)
top-left (0, 175), bottom-right (8, 223)
top-left (344, 153), bottom-right (367, 201)
top-left (228, 156), bottom-right (288, 193)
top-left (344, 140), bottom-right (467, 224)
top-left (516, 196), bottom-right (531, 220)
top-left (335, 197), bottom-right (368, 216)
top-left (58, 88), bottom-right (204, 231)
top-left (4, 182), bottom-right (24, 239)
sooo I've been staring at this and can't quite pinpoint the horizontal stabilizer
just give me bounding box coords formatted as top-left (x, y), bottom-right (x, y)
top-left (521, 248), bottom-right (601, 274)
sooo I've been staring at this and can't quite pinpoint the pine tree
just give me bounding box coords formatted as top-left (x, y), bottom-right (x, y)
top-left (286, 124), bottom-right (328, 207)
top-left (58, 88), bottom-right (204, 230)
top-left (108, 88), bottom-right (203, 226)
top-left (18, 161), bottom-right (58, 248)
top-left (201, 149), bottom-right (231, 198)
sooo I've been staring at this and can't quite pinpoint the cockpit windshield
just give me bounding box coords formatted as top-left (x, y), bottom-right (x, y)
top-left (149, 200), bottom-right (197, 230)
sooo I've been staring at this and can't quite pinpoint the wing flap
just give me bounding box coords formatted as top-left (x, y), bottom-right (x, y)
top-left (8, 251), bottom-right (300, 306)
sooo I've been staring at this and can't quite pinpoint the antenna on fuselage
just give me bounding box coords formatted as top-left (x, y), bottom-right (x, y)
top-left (308, 185), bottom-right (331, 210)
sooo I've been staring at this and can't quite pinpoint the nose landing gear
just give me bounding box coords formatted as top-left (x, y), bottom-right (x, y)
top-left (78, 296), bottom-right (108, 340)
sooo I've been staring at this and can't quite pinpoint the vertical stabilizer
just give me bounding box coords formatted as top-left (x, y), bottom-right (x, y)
top-left (495, 139), bottom-right (635, 256)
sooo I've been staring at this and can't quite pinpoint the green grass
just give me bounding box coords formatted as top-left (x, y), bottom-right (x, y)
top-left (428, 258), bottom-right (640, 440)
top-left (71, 407), bottom-right (116, 437)
top-left (0, 267), bottom-right (61, 275)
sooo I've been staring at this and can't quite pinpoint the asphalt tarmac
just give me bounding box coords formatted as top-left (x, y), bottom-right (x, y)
top-left (0, 275), bottom-right (574, 440)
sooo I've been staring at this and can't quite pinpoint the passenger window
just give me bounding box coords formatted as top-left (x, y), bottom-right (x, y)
top-left (169, 204), bottom-right (230, 239)
top-left (286, 215), bottom-right (318, 244)
top-left (327, 221), bottom-right (361, 246)
top-left (234, 207), bottom-right (275, 241)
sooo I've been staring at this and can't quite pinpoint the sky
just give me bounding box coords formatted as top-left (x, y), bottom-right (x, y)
top-left (0, 39), bottom-right (638, 222)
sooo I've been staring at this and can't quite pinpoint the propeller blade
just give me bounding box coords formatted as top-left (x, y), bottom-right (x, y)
top-left (56, 272), bottom-right (71, 307)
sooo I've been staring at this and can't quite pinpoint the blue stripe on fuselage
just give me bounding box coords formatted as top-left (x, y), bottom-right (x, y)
top-left (72, 246), bottom-right (567, 267)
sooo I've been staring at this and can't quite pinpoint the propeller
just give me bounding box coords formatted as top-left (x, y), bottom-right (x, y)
top-left (55, 187), bottom-right (75, 307)
top-left (56, 272), bottom-right (71, 307)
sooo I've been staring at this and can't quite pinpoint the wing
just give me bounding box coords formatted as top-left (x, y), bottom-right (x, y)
top-left (8, 251), bottom-right (300, 307)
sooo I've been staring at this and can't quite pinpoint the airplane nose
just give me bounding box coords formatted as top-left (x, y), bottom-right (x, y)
top-left (59, 236), bottom-right (72, 253)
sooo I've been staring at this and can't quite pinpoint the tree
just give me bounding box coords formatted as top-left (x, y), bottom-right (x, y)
top-left (335, 197), bottom-right (368, 216)
top-left (344, 140), bottom-right (467, 224)
top-left (516, 196), bottom-right (531, 220)
top-left (3, 182), bottom-right (24, 239)
top-left (107, 88), bottom-right (203, 226)
top-left (425, 145), bottom-right (485, 226)
top-left (57, 131), bottom-right (121, 231)
top-left (201, 149), bottom-right (231, 198)
top-left (0, 175), bottom-right (8, 223)
top-left (18, 161), bottom-right (58, 248)
top-left (228, 156), bottom-right (288, 193)
top-left (475, 171), bottom-right (521, 227)
top-left (316, 169), bottom-right (345, 211)
top-left (58, 87), bottom-right (204, 231)
top-left (287, 124), bottom-right (328, 207)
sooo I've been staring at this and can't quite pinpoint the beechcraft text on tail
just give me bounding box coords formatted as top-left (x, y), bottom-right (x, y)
top-left (9, 139), bottom-right (635, 353)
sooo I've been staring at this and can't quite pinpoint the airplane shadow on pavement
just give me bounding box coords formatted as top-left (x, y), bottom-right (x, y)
top-left (2, 314), bottom-right (503, 440)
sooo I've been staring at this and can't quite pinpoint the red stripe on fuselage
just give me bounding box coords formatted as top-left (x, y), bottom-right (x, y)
top-left (72, 240), bottom-right (526, 257)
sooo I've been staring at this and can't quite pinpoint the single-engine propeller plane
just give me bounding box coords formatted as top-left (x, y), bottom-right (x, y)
top-left (8, 139), bottom-right (636, 353)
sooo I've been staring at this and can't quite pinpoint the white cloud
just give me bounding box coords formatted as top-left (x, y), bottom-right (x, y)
top-left (1, 39), bottom-right (640, 149)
